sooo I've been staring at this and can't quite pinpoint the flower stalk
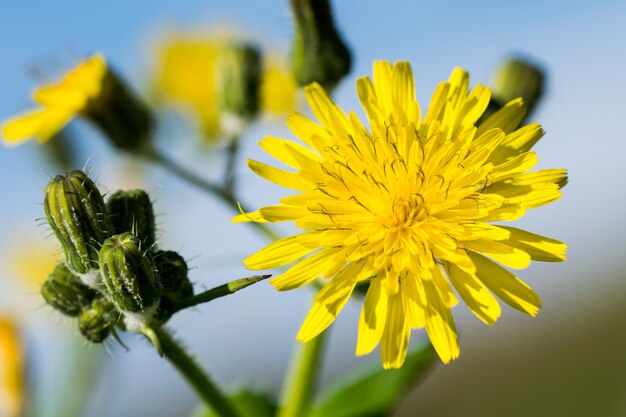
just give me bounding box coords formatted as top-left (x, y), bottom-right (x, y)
top-left (144, 147), bottom-right (280, 242)
top-left (278, 331), bottom-right (328, 417)
top-left (150, 326), bottom-right (241, 417)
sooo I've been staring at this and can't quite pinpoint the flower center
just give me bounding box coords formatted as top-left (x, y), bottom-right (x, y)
top-left (390, 195), bottom-right (424, 229)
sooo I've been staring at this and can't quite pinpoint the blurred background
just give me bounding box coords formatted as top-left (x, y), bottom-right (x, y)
top-left (1, 0), bottom-right (626, 416)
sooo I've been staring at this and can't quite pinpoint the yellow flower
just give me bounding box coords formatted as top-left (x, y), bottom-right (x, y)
top-left (0, 316), bottom-right (25, 417)
top-left (154, 37), bottom-right (222, 140)
top-left (2, 54), bottom-right (107, 145)
top-left (236, 61), bottom-right (567, 369)
top-left (153, 35), bottom-right (299, 140)
top-left (261, 56), bottom-right (299, 116)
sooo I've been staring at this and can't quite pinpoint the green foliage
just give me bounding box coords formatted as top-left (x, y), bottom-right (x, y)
top-left (308, 343), bottom-right (437, 417)
top-left (194, 389), bottom-right (277, 417)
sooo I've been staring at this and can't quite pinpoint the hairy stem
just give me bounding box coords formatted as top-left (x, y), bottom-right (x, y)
top-left (151, 326), bottom-right (241, 417)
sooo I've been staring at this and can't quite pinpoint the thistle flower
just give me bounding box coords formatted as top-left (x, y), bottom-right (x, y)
top-left (236, 61), bottom-right (567, 369)
top-left (2, 54), bottom-right (153, 152)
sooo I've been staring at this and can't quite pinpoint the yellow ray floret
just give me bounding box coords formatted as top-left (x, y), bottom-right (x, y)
top-left (2, 54), bottom-right (106, 145)
top-left (236, 61), bottom-right (567, 369)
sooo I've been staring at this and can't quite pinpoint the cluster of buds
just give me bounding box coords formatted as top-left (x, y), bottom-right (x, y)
top-left (41, 170), bottom-right (194, 343)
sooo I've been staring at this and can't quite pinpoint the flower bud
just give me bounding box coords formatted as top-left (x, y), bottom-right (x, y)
top-left (44, 170), bottom-right (111, 275)
top-left (41, 263), bottom-right (97, 316)
top-left (99, 232), bottom-right (160, 313)
top-left (106, 189), bottom-right (156, 250)
top-left (290, 0), bottom-right (352, 90)
top-left (153, 250), bottom-right (193, 323)
top-left (154, 250), bottom-right (192, 296)
top-left (82, 67), bottom-right (154, 154)
top-left (488, 57), bottom-right (546, 121)
top-left (217, 42), bottom-right (262, 131)
top-left (78, 298), bottom-right (116, 344)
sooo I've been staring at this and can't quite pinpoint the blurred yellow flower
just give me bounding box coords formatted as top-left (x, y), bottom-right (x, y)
top-left (261, 57), bottom-right (299, 116)
top-left (0, 316), bottom-right (25, 417)
top-left (2, 54), bottom-right (107, 145)
top-left (153, 35), bottom-right (298, 141)
top-left (154, 37), bottom-right (222, 140)
top-left (9, 238), bottom-right (58, 290)
top-left (237, 61), bottom-right (567, 369)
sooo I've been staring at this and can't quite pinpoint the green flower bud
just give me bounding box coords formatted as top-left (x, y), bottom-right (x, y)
top-left (217, 42), bottom-right (262, 123)
top-left (290, 0), bottom-right (352, 90)
top-left (83, 68), bottom-right (154, 154)
top-left (99, 232), bottom-right (160, 314)
top-left (153, 250), bottom-right (193, 323)
top-left (484, 57), bottom-right (546, 122)
top-left (41, 263), bottom-right (97, 316)
top-left (106, 189), bottom-right (156, 250)
top-left (78, 298), bottom-right (116, 344)
top-left (154, 250), bottom-right (191, 295)
top-left (44, 170), bottom-right (111, 276)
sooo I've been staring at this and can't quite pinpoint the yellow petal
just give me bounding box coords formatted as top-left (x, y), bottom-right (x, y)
top-left (391, 61), bottom-right (415, 121)
top-left (33, 84), bottom-right (86, 108)
top-left (463, 239), bottom-right (531, 269)
top-left (446, 262), bottom-right (501, 325)
top-left (489, 123), bottom-right (544, 164)
top-left (380, 293), bottom-right (410, 369)
top-left (356, 277), bottom-right (388, 355)
top-left (489, 152), bottom-right (538, 183)
top-left (2, 108), bottom-right (73, 145)
top-left (304, 83), bottom-right (350, 136)
top-left (297, 264), bottom-right (359, 342)
top-left (497, 226), bottom-right (567, 262)
top-left (423, 280), bottom-right (459, 363)
top-left (244, 234), bottom-right (315, 269)
top-left (258, 135), bottom-right (320, 170)
top-left (259, 205), bottom-right (308, 222)
top-left (431, 264), bottom-right (458, 308)
top-left (477, 98), bottom-right (526, 137)
top-left (247, 159), bottom-right (313, 191)
top-left (232, 210), bottom-right (266, 223)
top-left (270, 248), bottom-right (342, 290)
top-left (469, 252), bottom-right (542, 316)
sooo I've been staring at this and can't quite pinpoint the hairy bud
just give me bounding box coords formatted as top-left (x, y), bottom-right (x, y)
top-left (44, 170), bottom-right (111, 275)
top-left (78, 298), bottom-right (116, 343)
top-left (106, 189), bottom-right (156, 250)
top-left (153, 250), bottom-right (193, 323)
top-left (99, 232), bottom-right (160, 313)
top-left (41, 263), bottom-right (97, 316)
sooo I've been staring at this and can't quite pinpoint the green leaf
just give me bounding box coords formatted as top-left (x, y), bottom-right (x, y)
top-left (308, 343), bottom-right (437, 417)
top-left (192, 389), bottom-right (277, 417)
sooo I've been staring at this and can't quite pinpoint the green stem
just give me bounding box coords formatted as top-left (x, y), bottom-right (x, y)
top-left (151, 326), bottom-right (241, 417)
top-left (173, 274), bottom-right (271, 313)
top-left (223, 135), bottom-right (240, 191)
top-left (277, 331), bottom-right (328, 417)
top-left (144, 148), bottom-right (280, 241)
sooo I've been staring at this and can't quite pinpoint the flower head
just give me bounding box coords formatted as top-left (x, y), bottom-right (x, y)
top-left (2, 54), bottom-right (153, 152)
top-left (154, 37), bottom-right (223, 139)
top-left (2, 55), bottom-right (107, 145)
top-left (237, 61), bottom-right (567, 368)
top-left (153, 34), bottom-right (299, 141)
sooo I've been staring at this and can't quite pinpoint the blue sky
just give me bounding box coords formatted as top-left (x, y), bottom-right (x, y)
top-left (1, 1), bottom-right (626, 416)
